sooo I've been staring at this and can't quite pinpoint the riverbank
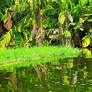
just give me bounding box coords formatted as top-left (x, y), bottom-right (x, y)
top-left (0, 46), bottom-right (80, 70)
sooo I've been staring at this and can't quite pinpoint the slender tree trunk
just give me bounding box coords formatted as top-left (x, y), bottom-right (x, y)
top-left (36, 8), bottom-right (45, 46)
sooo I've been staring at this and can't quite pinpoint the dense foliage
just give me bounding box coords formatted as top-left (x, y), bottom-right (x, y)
top-left (0, 0), bottom-right (92, 48)
top-left (0, 1), bottom-right (92, 91)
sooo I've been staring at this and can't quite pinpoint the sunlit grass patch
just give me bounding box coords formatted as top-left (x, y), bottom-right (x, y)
top-left (0, 46), bottom-right (80, 70)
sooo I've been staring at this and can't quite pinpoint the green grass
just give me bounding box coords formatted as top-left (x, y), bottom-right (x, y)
top-left (0, 46), bottom-right (80, 70)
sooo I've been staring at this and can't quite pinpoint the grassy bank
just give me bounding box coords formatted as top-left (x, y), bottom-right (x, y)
top-left (0, 46), bottom-right (80, 70)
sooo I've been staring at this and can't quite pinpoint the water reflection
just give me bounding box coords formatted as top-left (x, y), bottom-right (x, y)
top-left (0, 58), bottom-right (92, 92)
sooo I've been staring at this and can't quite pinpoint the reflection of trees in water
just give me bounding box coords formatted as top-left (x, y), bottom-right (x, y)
top-left (34, 65), bottom-right (41, 78)
top-left (0, 72), bottom-right (17, 91)
top-left (34, 64), bottom-right (48, 79)
top-left (0, 58), bottom-right (92, 91)
top-left (10, 73), bottom-right (17, 91)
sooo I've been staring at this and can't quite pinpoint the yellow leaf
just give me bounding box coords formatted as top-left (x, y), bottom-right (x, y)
top-left (18, 24), bottom-right (22, 32)
top-left (30, 38), bottom-right (33, 41)
top-left (79, 18), bottom-right (84, 23)
top-left (3, 16), bottom-right (8, 24)
top-left (61, 0), bottom-right (64, 3)
top-left (83, 49), bottom-right (92, 58)
top-left (59, 14), bottom-right (65, 25)
top-left (87, 19), bottom-right (92, 22)
top-left (82, 37), bottom-right (90, 47)
top-left (79, 28), bottom-right (84, 31)
top-left (26, 18), bottom-right (32, 26)
top-left (70, 23), bottom-right (76, 26)
top-left (83, 14), bottom-right (92, 16)
top-left (65, 31), bottom-right (71, 38)
top-left (0, 30), bottom-right (12, 48)
top-left (49, 35), bottom-right (58, 39)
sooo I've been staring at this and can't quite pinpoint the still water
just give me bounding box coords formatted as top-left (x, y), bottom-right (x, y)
top-left (0, 57), bottom-right (92, 92)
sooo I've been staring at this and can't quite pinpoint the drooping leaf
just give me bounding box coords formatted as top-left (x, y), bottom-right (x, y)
top-left (26, 17), bottom-right (32, 27)
top-left (79, 18), bottom-right (84, 23)
top-left (3, 16), bottom-right (8, 24)
top-left (59, 12), bottom-right (65, 25)
top-left (23, 32), bottom-right (28, 40)
top-left (83, 48), bottom-right (92, 58)
top-left (18, 24), bottom-right (22, 32)
top-left (82, 36), bottom-right (90, 47)
top-left (64, 31), bottom-right (71, 38)
top-left (0, 30), bottom-right (12, 48)
top-left (73, 24), bottom-right (80, 30)
top-left (83, 14), bottom-right (92, 16)
top-left (70, 23), bottom-right (76, 26)
top-left (79, 28), bottom-right (84, 31)
top-left (87, 19), bottom-right (92, 22)
top-left (49, 35), bottom-right (58, 39)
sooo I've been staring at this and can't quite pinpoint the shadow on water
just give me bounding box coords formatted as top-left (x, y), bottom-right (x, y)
top-left (0, 57), bottom-right (92, 92)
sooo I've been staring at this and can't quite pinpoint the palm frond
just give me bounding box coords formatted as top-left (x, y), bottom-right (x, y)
top-left (0, 29), bottom-right (13, 48)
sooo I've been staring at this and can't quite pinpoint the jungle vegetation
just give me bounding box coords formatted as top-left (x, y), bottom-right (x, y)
top-left (0, 0), bottom-right (92, 48)
top-left (0, 1), bottom-right (92, 91)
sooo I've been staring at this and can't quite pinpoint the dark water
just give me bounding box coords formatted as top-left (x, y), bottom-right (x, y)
top-left (0, 57), bottom-right (92, 92)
